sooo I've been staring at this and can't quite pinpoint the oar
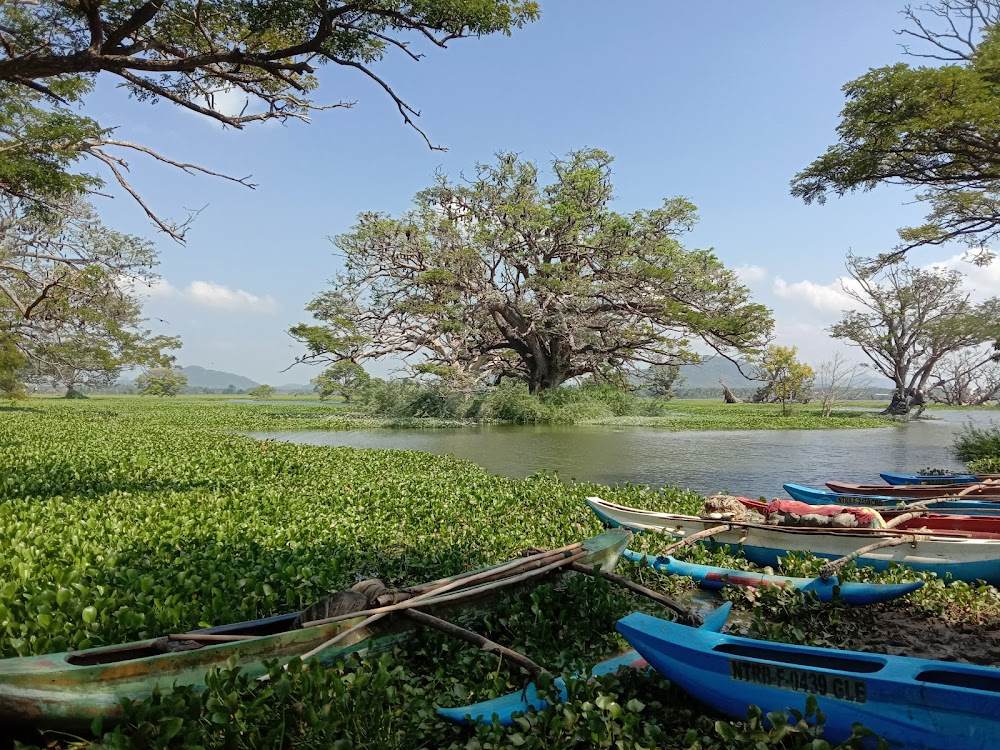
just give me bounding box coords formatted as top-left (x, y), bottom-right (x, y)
top-left (819, 535), bottom-right (917, 581)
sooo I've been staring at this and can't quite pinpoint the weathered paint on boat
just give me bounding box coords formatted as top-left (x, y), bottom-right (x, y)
top-left (617, 609), bottom-right (1000, 750)
top-left (784, 483), bottom-right (1000, 514)
top-left (0, 530), bottom-right (631, 727)
top-left (586, 495), bottom-right (1000, 585)
top-left (437, 603), bottom-right (734, 727)
top-left (880, 471), bottom-right (981, 486)
top-left (827, 480), bottom-right (1000, 499)
top-left (622, 550), bottom-right (923, 605)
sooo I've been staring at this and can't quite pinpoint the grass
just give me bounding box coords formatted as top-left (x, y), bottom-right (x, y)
top-left (0, 396), bottom-right (994, 749)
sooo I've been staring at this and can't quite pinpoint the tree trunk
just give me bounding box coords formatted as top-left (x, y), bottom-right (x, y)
top-left (882, 389), bottom-right (910, 415)
top-left (720, 380), bottom-right (740, 404)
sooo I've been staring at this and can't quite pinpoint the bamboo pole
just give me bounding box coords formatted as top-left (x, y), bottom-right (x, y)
top-left (662, 524), bottom-right (731, 555)
top-left (264, 549), bottom-right (590, 679)
top-left (402, 609), bottom-right (549, 678)
top-left (819, 535), bottom-right (917, 580)
top-left (569, 562), bottom-right (702, 625)
top-left (884, 510), bottom-right (929, 529)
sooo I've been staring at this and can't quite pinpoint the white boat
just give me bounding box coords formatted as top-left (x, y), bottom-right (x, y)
top-left (586, 496), bottom-right (1000, 585)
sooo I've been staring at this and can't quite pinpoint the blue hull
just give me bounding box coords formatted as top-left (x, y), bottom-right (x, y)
top-left (881, 471), bottom-right (977, 486)
top-left (784, 483), bottom-right (1000, 515)
top-left (617, 610), bottom-right (1000, 750)
top-left (624, 551), bottom-right (923, 605)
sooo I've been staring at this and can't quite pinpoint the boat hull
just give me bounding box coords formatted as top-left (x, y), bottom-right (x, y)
top-left (784, 483), bottom-right (1000, 514)
top-left (0, 530), bottom-right (631, 727)
top-left (827, 481), bottom-right (1000, 499)
top-left (617, 611), bottom-right (1000, 750)
top-left (880, 471), bottom-right (982, 486)
top-left (587, 496), bottom-right (1000, 585)
top-left (623, 551), bottom-right (923, 605)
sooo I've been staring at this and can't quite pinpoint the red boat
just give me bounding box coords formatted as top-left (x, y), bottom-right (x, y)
top-left (737, 497), bottom-right (1000, 537)
top-left (825, 481), bottom-right (1000, 499)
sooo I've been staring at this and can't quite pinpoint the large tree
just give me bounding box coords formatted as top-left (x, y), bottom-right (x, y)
top-left (749, 344), bottom-right (815, 416)
top-left (792, 1), bottom-right (1000, 265)
top-left (291, 149), bottom-right (774, 393)
top-left (0, 1), bottom-right (538, 238)
top-left (830, 255), bottom-right (1000, 414)
top-left (0, 196), bottom-right (179, 391)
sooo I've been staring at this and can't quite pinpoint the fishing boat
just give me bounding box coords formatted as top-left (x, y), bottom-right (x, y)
top-left (0, 530), bottom-right (631, 727)
top-left (437, 605), bottom-right (733, 727)
top-left (623, 550), bottom-right (923, 605)
top-left (617, 607), bottom-right (1000, 750)
top-left (784, 483), bottom-right (1000, 514)
top-left (586, 495), bottom-right (1000, 585)
top-left (826, 480), bottom-right (1000, 499)
top-left (881, 471), bottom-right (990, 486)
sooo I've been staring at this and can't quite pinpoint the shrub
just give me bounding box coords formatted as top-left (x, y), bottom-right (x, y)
top-left (954, 421), bottom-right (1000, 463)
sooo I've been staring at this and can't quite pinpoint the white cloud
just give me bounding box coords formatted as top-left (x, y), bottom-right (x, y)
top-left (135, 278), bottom-right (277, 313)
top-left (734, 264), bottom-right (767, 283)
top-left (772, 276), bottom-right (860, 313)
top-left (925, 252), bottom-right (1000, 299)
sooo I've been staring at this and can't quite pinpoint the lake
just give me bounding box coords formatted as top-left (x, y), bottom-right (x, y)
top-left (247, 409), bottom-right (999, 499)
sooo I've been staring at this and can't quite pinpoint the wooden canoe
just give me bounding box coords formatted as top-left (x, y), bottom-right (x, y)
top-left (586, 495), bottom-right (1000, 585)
top-left (0, 530), bottom-right (631, 728)
top-left (618, 608), bottom-right (1000, 750)
top-left (785, 483), bottom-right (1000, 514)
top-left (826, 480), bottom-right (1000, 499)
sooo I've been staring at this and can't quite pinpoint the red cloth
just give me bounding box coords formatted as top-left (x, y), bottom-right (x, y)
top-left (765, 499), bottom-right (884, 528)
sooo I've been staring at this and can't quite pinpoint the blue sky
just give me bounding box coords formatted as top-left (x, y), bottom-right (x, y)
top-left (85, 2), bottom-right (995, 385)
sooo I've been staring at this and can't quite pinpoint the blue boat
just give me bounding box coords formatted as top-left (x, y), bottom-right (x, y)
top-left (437, 604), bottom-right (733, 727)
top-left (784, 483), bottom-right (1000, 515)
top-left (881, 471), bottom-right (979, 486)
top-left (623, 551), bottom-right (923, 605)
top-left (617, 608), bottom-right (1000, 750)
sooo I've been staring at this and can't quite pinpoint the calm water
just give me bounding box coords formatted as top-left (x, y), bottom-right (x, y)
top-left (246, 410), bottom-right (999, 498)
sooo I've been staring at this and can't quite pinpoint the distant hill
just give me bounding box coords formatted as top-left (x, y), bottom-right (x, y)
top-left (675, 357), bottom-right (755, 389)
top-left (181, 366), bottom-right (259, 390)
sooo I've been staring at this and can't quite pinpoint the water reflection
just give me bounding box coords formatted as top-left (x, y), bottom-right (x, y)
top-left (246, 410), bottom-right (999, 498)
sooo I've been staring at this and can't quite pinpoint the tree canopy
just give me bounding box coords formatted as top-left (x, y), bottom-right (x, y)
top-left (291, 149), bottom-right (773, 393)
top-left (137, 366), bottom-right (187, 396)
top-left (749, 344), bottom-right (814, 415)
top-left (0, 195), bottom-right (179, 390)
top-left (0, 0), bottom-right (538, 237)
top-left (830, 254), bottom-right (1000, 413)
top-left (792, 1), bottom-right (1000, 264)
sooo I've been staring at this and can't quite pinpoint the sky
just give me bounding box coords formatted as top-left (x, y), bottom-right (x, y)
top-left (81, 1), bottom-right (1000, 385)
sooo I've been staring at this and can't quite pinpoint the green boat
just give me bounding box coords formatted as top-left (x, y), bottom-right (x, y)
top-left (0, 530), bottom-right (630, 727)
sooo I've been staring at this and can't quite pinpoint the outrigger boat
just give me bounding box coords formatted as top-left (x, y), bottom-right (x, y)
top-left (618, 607), bottom-right (1000, 750)
top-left (826, 480), bottom-right (1000, 499)
top-left (623, 550), bottom-right (923, 605)
top-left (586, 495), bottom-right (1000, 585)
top-left (784, 483), bottom-right (1000, 514)
top-left (880, 471), bottom-right (995, 486)
top-left (0, 530), bottom-right (631, 727)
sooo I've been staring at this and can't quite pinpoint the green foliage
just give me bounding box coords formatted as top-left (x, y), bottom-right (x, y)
top-left (0, 335), bottom-right (27, 400)
top-left (791, 6), bottom-right (1000, 261)
top-left (137, 367), bottom-right (188, 397)
top-left (750, 345), bottom-right (815, 415)
top-left (247, 384), bottom-right (278, 400)
top-left (954, 421), bottom-right (1000, 462)
top-left (293, 149), bottom-right (773, 393)
top-left (312, 362), bottom-right (370, 402)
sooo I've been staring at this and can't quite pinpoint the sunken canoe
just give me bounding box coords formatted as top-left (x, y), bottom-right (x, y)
top-left (784, 483), bottom-right (1000, 514)
top-left (0, 530), bottom-right (631, 728)
top-left (437, 603), bottom-right (735, 727)
top-left (623, 550), bottom-right (923, 605)
top-left (826, 480), bottom-right (1000, 499)
top-left (617, 608), bottom-right (1000, 750)
top-left (586, 495), bottom-right (1000, 585)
